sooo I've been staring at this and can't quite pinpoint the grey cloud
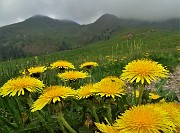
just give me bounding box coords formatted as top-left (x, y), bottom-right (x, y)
top-left (0, 0), bottom-right (179, 27)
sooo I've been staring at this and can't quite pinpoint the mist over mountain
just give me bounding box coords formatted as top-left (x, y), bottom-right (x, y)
top-left (0, 14), bottom-right (179, 61)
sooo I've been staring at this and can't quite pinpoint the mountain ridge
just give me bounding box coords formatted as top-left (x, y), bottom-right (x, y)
top-left (0, 13), bottom-right (179, 61)
top-left (1, 13), bottom-right (179, 28)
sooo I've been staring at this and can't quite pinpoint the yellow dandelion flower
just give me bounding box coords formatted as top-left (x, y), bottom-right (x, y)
top-left (50, 60), bottom-right (75, 69)
top-left (94, 76), bottom-right (126, 98)
top-left (31, 85), bottom-right (75, 112)
top-left (20, 66), bottom-right (47, 77)
top-left (57, 70), bottom-right (89, 81)
top-left (113, 105), bottom-right (176, 133)
top-left (76, 84), bottom-right (96, 99)
top-left (95, 122), bottom-right (118, 133)
top-left (26, 66), bottom-right (47, 74)
top-left (149, 93), bottom-right (161, 99)
top-left (80, 61), bottom-right (98, 69)
top-left (0, 76), bottom-right (44, 97)
top-left (120, 59), bottom-right (169, 84)
top-left (154, 102), bottom-right (180, 128)
top-left (170, 102), bottom-right (180, 111)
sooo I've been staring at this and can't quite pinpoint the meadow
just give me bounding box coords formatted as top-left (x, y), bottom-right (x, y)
top-left (0, 29), bottom-right (179, 133)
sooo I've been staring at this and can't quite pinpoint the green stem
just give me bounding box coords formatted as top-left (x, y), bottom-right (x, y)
top-left (89, 102), bottom-right (99, 123)
top-left (138, 84), bottom-right (145, 105)
top-left (133, 87), bottom-right (137, 105)
top-left (57, 111), bottom-right (77, 133)
top-left (57, 118), bottom-right (67, 133)
top-left (89, 70), bottom-right (92, 83)
top-left (107, 101), bottom-right (112, 125)
top-left (26, 95), bottom-right (55, 133)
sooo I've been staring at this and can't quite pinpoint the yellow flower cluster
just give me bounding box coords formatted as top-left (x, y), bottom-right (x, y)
top-left (0, 58), bottom-right (175, 133)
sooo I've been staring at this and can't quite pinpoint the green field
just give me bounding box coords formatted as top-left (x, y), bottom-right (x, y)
top-left (0, 29), bottom-right (179, 133)
top-left (0, 28), bottom-right (179, 75)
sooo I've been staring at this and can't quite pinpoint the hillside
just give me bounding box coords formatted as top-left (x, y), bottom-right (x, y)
top-left (0, 13), bottom-right (179, 61)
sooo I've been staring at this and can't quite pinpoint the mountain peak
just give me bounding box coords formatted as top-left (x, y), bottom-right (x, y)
top-left (100, 14), bottom-right (118, 19)
top-left (30, 14), bottom-right (49, 18)
top-left (94, 14), bottom-right (119, 24)
top-left (23, 15), bottom-right (79, 27)
top-left (25, 15), bottom-right (53, 21)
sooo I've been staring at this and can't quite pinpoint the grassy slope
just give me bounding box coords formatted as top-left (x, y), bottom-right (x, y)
top-left (0, 28), bottom-right (179, 86)
top-left (1, 29), bottom-right (179, 64)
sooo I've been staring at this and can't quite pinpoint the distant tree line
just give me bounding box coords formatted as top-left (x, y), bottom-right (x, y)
top-left (0, 45), bottom-right (26, 61)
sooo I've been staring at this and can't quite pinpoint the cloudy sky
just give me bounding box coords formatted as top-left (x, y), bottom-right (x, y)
top-left (0, 0), bottom-right (179, 27)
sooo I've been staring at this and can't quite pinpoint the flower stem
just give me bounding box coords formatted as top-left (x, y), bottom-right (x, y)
top-left (133, 87), bottom-right (137, 105)
top-left (138, 84), bottom-right (145, 105)
top-left (89, 70), bottom-right (92, 83)
top-left (89, 102), bottom-right (99, 123)
top-left (107, 101), bottom-right (112, 125)
top-left (57, 111), bottom-right (77, 133)
top-left (57, 118), bottom-right (67, 133)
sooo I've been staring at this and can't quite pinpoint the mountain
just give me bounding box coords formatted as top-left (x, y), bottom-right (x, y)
top-left (0, 14), bottom-right (179, 61)
top-left (22, 15), bottom-right (80, 31)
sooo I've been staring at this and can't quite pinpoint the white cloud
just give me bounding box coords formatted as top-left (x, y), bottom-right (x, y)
top-left (0, 0), bottom-right (179, 27)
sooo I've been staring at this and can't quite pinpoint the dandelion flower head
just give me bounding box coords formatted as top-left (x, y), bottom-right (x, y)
top-left (113, 105), bottom-right (176, 133)
top-left (21, 66), bottom-right (47, 75)
top-left (153, 102), bottom-right (180, 128)
top-left (170, 102), bottom-right (180, 111)
top-left (76, 83), bottom-right (96, 99)
top-left (80, 61), bottom-right (98, 69)
top-left (120, 59), bottom-right (169, 84)
top-left (94, 76), bottom-right (126, 98)
top-left (0, 76), bottom-right (44, 97)
top-left (31, 85), bottom-right (75, 112)
top-left (149, 93), bottom-right (161, 99)
top-left (50, 60), bottom-right (75, 69)
top-left (57, 70), bottom-right (89, 81)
